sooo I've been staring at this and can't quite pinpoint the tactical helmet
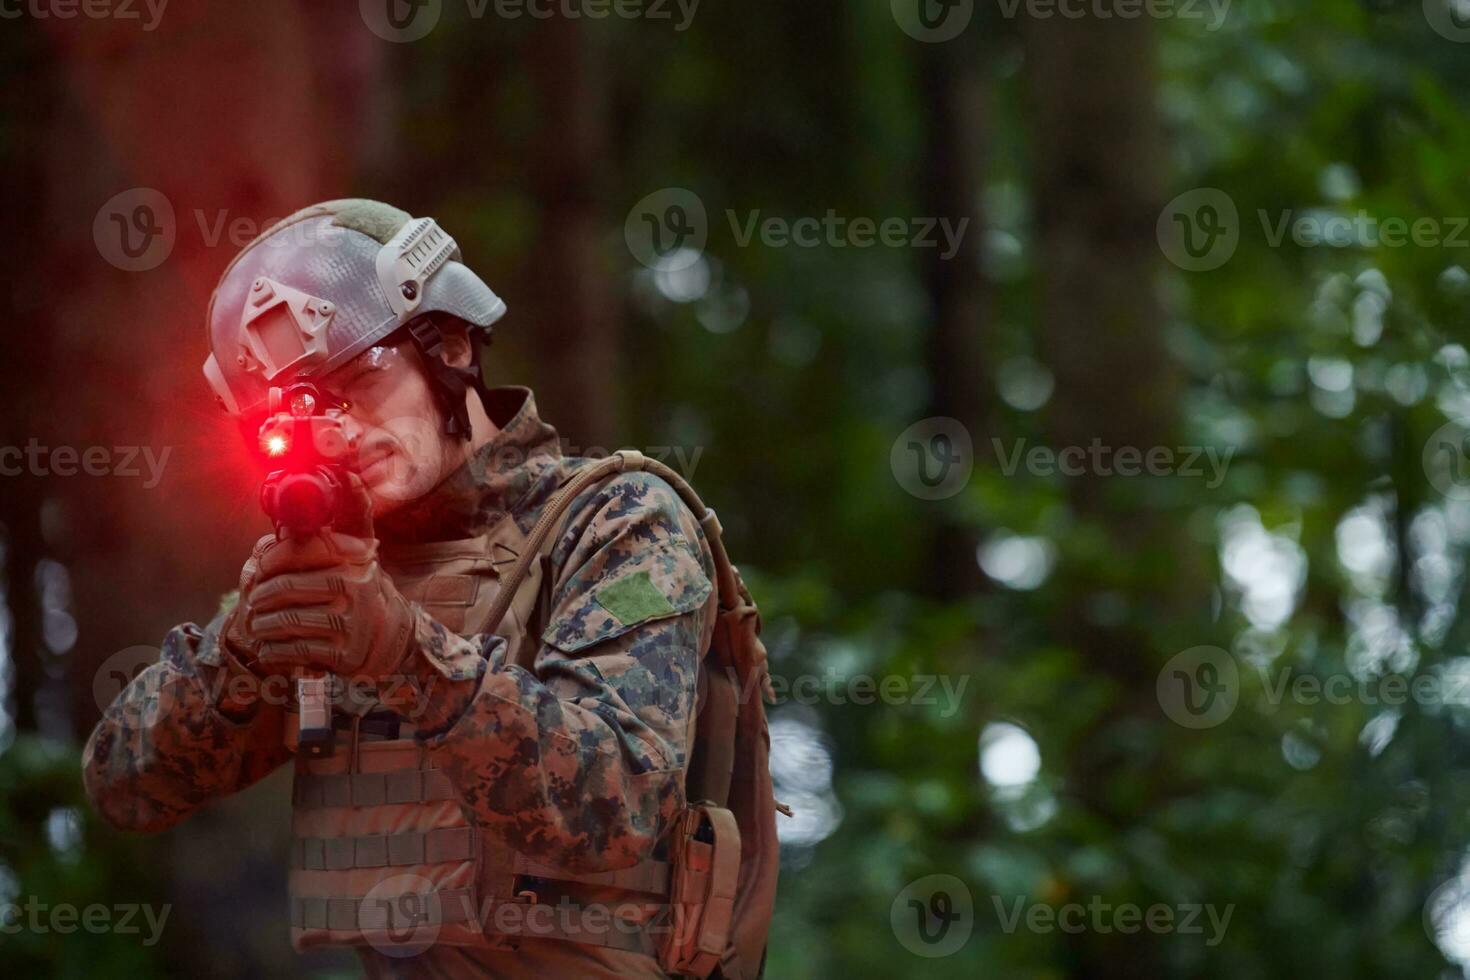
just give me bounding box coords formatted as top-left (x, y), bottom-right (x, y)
top-left (203, 199), bottom-right (506, 423)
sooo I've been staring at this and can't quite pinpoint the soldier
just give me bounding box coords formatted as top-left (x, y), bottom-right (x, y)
top-left (82, 200), bottom-right (776, 978)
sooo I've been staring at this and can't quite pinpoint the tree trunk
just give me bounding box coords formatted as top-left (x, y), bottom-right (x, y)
top-left (0, 20), bottom-right (56, 742)
top-left (523, 19), bottom-right (621, 451)
top-left (1023, 11), bottom-right (1180, 979)
top-left (918, 40), bottom-right (992, 599)
top-left (38, 4), bottom-right (385, 975)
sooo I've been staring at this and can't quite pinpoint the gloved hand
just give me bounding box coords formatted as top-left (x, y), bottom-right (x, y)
top-left (206, 535), bottom-right (287, 719)
top-left (219, 535), bottom-right (274, 672)
top-left (220, 471), bottom-right (416, 689)
top-left (242, 528), bottom-right (417, 686)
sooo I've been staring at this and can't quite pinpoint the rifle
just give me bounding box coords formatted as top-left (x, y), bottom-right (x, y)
top-left (255, 381), bottom-right (355, 758)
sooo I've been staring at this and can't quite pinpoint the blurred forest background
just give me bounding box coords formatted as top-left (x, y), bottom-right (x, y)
top-left (6, 0), bottom-right (1470, 976)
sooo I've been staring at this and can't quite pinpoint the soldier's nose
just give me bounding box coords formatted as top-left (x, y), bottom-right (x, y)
top-left (337, 412), bottom-right (367, 447)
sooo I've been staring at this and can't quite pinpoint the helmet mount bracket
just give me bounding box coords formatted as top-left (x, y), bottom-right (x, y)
top-left (238, 277), bottom-right (335, 381)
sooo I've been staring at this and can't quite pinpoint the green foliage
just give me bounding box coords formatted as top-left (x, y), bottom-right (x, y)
top-left (13, 1), bottom-right (1470, 977)
top-left (0, 736), bottom-right (169, 977)
top-left (604, 3), bottom-right (1470, 977)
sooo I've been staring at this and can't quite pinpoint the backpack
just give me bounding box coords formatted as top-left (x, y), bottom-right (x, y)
top-left (482, 449), bottom-right (782, 978)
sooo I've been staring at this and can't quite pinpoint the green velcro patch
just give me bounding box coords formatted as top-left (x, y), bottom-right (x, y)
top-left (594, 571), bottom-right (677, 627)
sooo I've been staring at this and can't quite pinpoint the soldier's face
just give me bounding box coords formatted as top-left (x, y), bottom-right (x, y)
top-left (316, 341), bottom-right (472, 517)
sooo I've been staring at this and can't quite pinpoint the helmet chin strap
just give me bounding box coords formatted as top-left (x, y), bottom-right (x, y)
top-left (404, 314), bottom-right (491, 440)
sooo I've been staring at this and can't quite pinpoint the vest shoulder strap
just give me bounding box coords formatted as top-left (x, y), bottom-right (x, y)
top-left (485, 450), bottom-right (746, 638)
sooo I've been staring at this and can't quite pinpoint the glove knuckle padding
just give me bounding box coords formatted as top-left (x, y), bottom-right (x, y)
top-left (233, 543), bottom-right (412, 680)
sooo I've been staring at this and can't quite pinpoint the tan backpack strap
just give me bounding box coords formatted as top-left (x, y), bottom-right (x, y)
top-left (621, 452), bottom-right (743, 612)
top-left (482, 453), bottom-right (625, 637)
top-left (484, 450), bottom-right (744, 636)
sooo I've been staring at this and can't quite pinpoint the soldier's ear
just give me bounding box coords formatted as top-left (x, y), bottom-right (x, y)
top-left (438, 321), bottom-right (473, 368)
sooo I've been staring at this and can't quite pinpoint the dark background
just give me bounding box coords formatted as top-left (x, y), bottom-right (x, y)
top-left (6, 0), bottom-right (1470, 976)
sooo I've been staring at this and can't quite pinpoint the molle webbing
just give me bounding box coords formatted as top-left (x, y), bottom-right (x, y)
top-left (291, 887), bottom-right (476, 932)
top-left (288, 448), bottom-right (763, 965)
top-left (292, 891), bottom-right (656, 956)
top-left (480, 900), bottom-right (657, 955)
top-left (291, 773), bottom-right (672, 894)
top-left (292, 769), bottom-right (456, 809)
top-left (511, 854), bottom-right (671, 896)
top-left (293, 827), bottom-right (476, 870)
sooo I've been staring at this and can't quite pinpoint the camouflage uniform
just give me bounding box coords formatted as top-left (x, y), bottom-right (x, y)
top-left (83, 386), bottom-right (718, 978)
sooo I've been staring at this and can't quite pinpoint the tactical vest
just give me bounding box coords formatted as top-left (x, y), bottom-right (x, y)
top-left (283, 451), bottom-right (780, 978)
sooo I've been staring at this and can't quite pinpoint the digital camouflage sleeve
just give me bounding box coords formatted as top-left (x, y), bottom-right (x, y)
top-left (81, 612), bottom-right (295, 832)
top-left (83, 466), bottom-right (716, 878)
top-left (406, 469), bottom-right (716, 871)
